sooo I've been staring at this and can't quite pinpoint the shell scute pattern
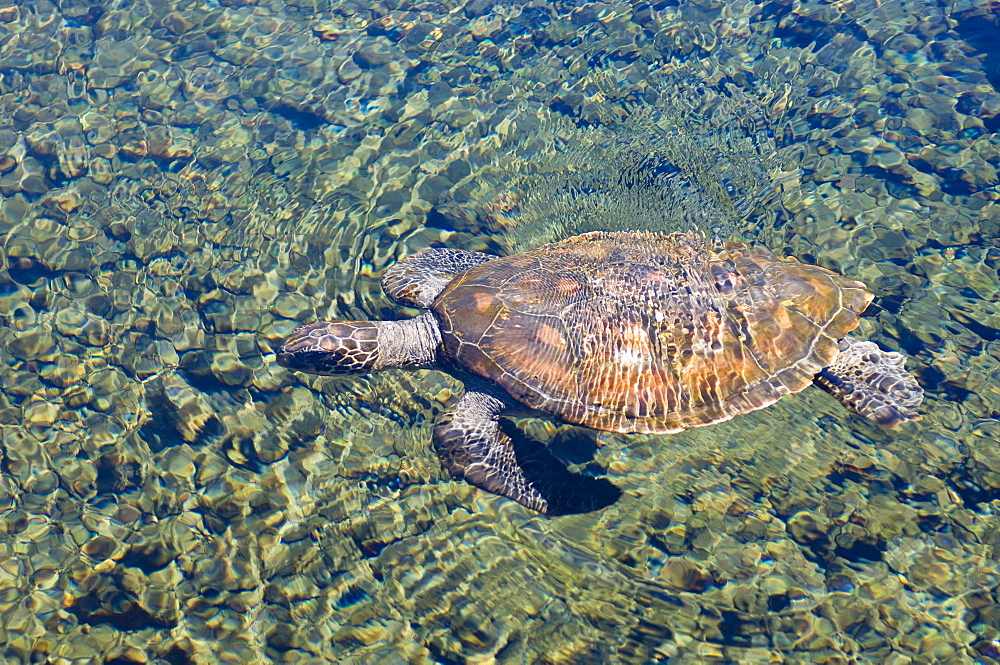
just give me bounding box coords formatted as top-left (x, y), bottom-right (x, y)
top-left (432, 232), bottom-right (872, 434)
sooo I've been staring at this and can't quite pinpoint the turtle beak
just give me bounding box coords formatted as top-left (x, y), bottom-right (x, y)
top-left (275, 324), bottom-right (322, 371)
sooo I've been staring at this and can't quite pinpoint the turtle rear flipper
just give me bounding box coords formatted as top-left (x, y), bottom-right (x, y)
top-left (382, 247), bottom-right (496, 308)
top-left (814, 336), bottom-right (923, 428)
top-left (433, 390), bottom-right (620, 515)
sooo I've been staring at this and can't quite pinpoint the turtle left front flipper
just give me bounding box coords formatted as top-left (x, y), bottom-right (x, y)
top-left (813, 336), bottom-right (924, 428)
top-left (433, 390), bottom-right (620, 514)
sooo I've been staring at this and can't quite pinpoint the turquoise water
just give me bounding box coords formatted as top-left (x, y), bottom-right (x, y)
top-left (0, 0), bottom-right (999, 662)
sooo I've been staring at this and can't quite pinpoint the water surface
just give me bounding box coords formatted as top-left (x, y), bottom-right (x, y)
top-left (0, 0), bottom-right (999, 662)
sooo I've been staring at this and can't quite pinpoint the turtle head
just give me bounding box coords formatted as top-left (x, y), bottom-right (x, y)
top-left (277, 321), bottom-right (383, 375)
top-left (277, 315), bottom-right (442, 376)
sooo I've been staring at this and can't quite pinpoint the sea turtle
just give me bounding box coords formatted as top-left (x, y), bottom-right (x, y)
top-left (277, 231), bottom-right (923, 514)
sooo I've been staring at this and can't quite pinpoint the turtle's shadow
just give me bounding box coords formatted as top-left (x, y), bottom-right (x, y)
top-left (499, 420), bottom-right (621, 515)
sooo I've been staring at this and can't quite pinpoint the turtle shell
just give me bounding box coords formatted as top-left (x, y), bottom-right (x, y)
top-left (432, 231), bottom-right (873, 434)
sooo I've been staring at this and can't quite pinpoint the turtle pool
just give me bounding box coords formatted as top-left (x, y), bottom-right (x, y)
top-left (0, 0), bottom-right (999, 662)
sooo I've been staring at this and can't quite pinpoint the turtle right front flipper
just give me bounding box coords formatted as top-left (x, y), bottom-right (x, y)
top-left (433, 390), bottom-right (619, 515)
top-left (382, 247), bottom-right (496, 308)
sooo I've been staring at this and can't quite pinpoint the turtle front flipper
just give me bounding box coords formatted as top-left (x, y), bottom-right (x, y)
top-left (433, 390), bottom-right (620, 514)
top-left (814, 336), bottom-right (924, 428)
top-left (382, 247), bottom-right (496, 308)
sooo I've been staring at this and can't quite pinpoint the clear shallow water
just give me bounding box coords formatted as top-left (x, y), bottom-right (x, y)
top-left (0, 0), bottom-right (998, 662)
